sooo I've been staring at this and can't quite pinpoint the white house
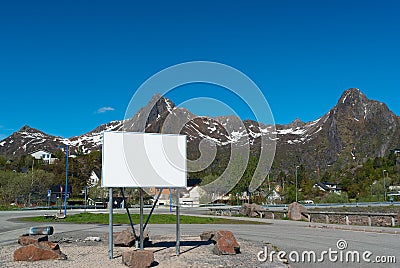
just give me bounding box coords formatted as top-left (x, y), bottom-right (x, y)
top-left (180, 186), bottom-right (202, 207)
top-left (89, 169), bottom-right (101, 187)
top-left (30, 150), bottom-right (58, 164)
top-left (313, 182), bottom-right (342, 195)
top-left (266, 190), bottom-right (282, 204)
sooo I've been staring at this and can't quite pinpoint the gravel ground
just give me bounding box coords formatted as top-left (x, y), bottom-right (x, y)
top-left (0, 230), bottom-right (289, 268)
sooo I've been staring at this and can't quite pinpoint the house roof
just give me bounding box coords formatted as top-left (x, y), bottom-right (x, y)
top-left (315, 181), bottom-right (342, 191)
top-left (50, 184), bottom-right (72, 194)
top-left (92, 168), bottom-right (101, 179)
top-left (29, 149), bottom-right (52, 155)
top-left (323, 182), bottom-right (338, 186)
top-left (314, 182), bottom-right (330, 191)
top-left (187, 178), bottom-right (202, 187)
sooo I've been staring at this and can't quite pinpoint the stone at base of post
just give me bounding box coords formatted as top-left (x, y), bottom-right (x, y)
top-left (122, 250), bottom-right (154, 268)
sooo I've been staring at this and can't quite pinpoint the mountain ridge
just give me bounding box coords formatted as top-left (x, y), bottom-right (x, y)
top-left (0, 88), bottom-right (399, 174)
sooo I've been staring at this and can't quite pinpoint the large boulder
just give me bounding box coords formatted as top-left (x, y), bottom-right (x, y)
top-left (14, 241), bottom-right (66, 262)
top-left (115, 228), bottom-right (150, 247)
top-left (239, 203), bottom-right (263, 217)
top-left (287, 202), bottom-right (307, 221)
top-left (200, 230), bottom-right (241, 255)
top-left (18, 235), bottom-right (48, 246)
top-left (114, 229), bottom-right (136, 247)
top-left (212, 230), bottom-right (240, 255)
top-left (122, 250), bottom-right (154, 268)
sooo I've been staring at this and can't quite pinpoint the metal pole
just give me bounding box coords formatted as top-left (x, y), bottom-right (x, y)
top-left (108, 188), bottom-right (113, 259)
top-left (120, 188), bottom-right (136, 237)
top-left (295, 166), bottom-right (299, 202)
top-left (169, 187), bottom-right (172, 212)
top-left (144, 188), bottom-right (163, 231)
top-left (139, 188), bottom-right (144, 250)
top-left (383, 170), bottom-right (387, 202)
top-left (84, 186), bottom-right (87, 212)
top-left (383, 170), bottom-right (389, 202)
top-left (64, 145), bottom-right (69, 216)
top-left (176, 188), bottom-right (180, 256)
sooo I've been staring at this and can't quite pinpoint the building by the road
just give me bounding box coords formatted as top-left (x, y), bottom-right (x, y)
top-left (30, 150), bottom-right (58, 164)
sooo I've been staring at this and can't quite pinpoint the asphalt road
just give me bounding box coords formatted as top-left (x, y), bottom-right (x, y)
top-left (1, 208), bottom-right (399, 268)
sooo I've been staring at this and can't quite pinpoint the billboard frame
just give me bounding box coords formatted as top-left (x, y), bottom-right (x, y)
top-left (102, 131), bottom-right (187, 258)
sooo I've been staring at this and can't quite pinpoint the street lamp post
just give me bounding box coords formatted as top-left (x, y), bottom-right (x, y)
top-left (295, 165), bottom-right (300, 203)
top-left (383, 170), bottom-right (388, 202)
top-left (58, 145), bottom-right (69, 216)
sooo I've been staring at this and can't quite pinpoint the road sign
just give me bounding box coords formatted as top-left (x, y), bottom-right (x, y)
top-left (47, 190), bottom-right (51, 197)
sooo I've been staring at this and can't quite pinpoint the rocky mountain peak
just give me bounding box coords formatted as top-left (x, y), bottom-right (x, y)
top-left (338, 88), bottom-right (367, 106)
top-left (146, 95), bottom-right (175, 126)
top-left (333, 88), bottom-right (393, 123)
top-left (19, 125), bottom-right (35, 133)
top-left (287, 118), bottom-right (306, 128)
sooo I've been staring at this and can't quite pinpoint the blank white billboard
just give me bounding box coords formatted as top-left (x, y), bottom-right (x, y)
top-left (102, 132), bottom-right (187, 188)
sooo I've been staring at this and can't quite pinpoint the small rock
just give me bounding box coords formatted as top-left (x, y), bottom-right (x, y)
top-left (122, 250), bottom-right (154, 268)
top-left (55, 212), bottom-right (65, 219)
top-left (14, 241), bottom-right (66, 262)
top-left (18, 235), bottom-right (48, 246)
top-left (60, 238), bottom-right (73, 244)
top-left (200, 231), bottom-right (215, 241)
top-left (84, 236), bottom-right (101, 242)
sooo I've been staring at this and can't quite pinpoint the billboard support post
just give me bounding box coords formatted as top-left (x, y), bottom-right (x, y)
top-left (139, 188), bottom-right (144, 250)
top-left (108, 187), bottom-right (113, 259)
top-left (176, 188), bottom-right (180, 256)
top-left (144, 188), bottom-right (163, 231)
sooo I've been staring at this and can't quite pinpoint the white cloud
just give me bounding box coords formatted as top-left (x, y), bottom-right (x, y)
top-left (96, 107), bottom-right (115, 114)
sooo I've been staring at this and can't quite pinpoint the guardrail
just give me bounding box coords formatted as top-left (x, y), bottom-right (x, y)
top-left (209, 207), bottom-right (399, 227)
top-left (304, 211), bottom-right (398, 227)
top-left (209, 207), bottom-right (288, 219)
top-left (263, 201), bottom-right (400, 209)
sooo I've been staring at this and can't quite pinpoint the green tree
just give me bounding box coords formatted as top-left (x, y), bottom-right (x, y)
top-left (319, 192), bottom-right (349, 203)
top-left (283, 184), bottom-right (296, 203)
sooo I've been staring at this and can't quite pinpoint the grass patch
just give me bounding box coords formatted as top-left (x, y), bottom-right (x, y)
top-left (17, 212), bottom-right (268, 225)
top-left (0, 205), bottom-right (17, 211)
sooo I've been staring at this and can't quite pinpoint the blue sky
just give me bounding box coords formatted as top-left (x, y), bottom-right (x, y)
top-left (0, 0), bottom-right (399, 139)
